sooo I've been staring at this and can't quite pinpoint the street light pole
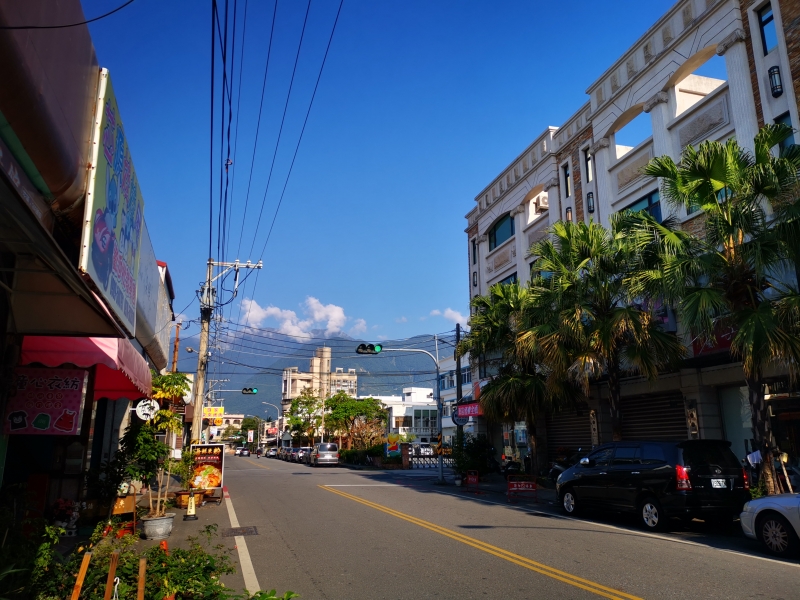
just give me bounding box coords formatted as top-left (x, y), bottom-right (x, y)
top-left (360, 345), bottom-right (444, 483)
top-left (262, 402), bottom-right (282, 447)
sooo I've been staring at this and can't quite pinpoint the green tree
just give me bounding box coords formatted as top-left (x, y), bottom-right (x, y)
top-left (288, 388), bottom-right (322, 445)
top-left (325, 391), bottom-right (387, 449)
top-left (645, 124), bottom-right (800, 494)
top-left (151, 370), bottom-right (191, 404)
top-left (526, 214), bottom-right (688, 441)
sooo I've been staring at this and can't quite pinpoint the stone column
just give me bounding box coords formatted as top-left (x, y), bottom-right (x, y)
top-left (589, 138), bottom-right (613, 228)
top-left (511, 204), bottom-right (526, 277)
top-left (476, 234), bottom-right (488, 296)
top-left (643, 91), bottom-right (679, 220)
top-left (717, 29), bottom-right (759, 153)
top-left (543, 177), bottom-right (560, 227)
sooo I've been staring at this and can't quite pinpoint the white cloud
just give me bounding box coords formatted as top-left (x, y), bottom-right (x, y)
top-left (371, 325), bottom-right (379, 330)
top-left (240, 296), bottom-right (362, 339)
top-left (349, 319), bottom-right (367, 335)
top-left (376, 335), bottom-right (388, 340)
top-left (395, 316), bottom-right (407, 323)
top-left (429, 307), bottom-right (468, 328)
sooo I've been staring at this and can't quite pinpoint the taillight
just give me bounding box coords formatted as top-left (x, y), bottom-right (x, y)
top-left (676, 465), bottom-right (692, 490)
top-left (742, 468), bottom-right (750, 490)
top-left (315, 454), bottom-right (319, 458)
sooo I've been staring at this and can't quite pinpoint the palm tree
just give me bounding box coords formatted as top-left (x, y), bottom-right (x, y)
top-left (460, 283), bottom-right (557, 473)
top-left (644, 124), bottom-right (800, 494)
top-left (525, 214), bottom-right (689, 441)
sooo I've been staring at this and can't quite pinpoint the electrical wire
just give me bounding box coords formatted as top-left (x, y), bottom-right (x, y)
top-left (0, 0), bottom-right (136, 30)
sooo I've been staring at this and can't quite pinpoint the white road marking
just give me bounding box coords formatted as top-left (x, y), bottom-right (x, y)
top-left (223, 488), bottom-right (262, 592)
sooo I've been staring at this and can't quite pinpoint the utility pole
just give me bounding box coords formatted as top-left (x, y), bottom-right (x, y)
top-left (455, 323), bottom-right (463, 439)
top-left (191, 258), bottom-right (262, 443)
top-left (171, 322), bottom-right (181, 373)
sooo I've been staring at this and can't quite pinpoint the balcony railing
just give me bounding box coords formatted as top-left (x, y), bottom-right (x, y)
top-left (391, 426), bottom-right (437, 435)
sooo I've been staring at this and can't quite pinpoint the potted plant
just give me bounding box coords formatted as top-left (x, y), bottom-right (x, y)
top-left (120, 408), bottom-right (183, 539)
top-left (172, 449), bottom-right (196, 509)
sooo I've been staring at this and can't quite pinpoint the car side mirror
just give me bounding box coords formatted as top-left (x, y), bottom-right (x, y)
top-left (580, 457), bottom-right (595, 467)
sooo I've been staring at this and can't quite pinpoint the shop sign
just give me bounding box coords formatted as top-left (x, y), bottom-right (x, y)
top-left (451, 406), bottom-right (469, 426)
top-left (203, 406), bottom-right (224, 419)
top-left (134, 399), bottom-right (159, 421)
top-left (80, 70), bottom-right (145, 335)
top-left (189, 443), bottom-right (225, 490)
top-left (4, 368), bottom-right (88, 435)
top-left (267, 427), bottom-right (278, 435)
top-left (457, 403), bottom-right (483, 418)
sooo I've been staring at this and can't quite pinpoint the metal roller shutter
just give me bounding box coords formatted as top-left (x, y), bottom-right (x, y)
top-left (546, 410), bottom-right (592, 461)
top-left (619, 392), bottom-right (687, 441)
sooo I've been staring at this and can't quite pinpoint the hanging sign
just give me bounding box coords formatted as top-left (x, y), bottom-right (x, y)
top-left (247, 430), bottom-right (254, 443)
top-left (189, 443), bottom-right (225, 491)
top-left (135, 399), bottom-right (159, 421)
top-left (4, 368), bottom-right (88, 435)
top-left (451, 405), bottom-right (469, 427)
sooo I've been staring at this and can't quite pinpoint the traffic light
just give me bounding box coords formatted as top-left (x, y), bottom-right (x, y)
top-left (241, 387), bottom-right (259, 394)
top-left (356, 343), bottom-right (383, 354)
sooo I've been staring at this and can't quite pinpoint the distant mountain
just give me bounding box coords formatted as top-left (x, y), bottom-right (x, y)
top-left (175, 328), bottom-right (450, 419)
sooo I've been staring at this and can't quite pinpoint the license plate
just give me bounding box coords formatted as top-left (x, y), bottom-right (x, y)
top-left (711, 479), bottom-right (727, 489)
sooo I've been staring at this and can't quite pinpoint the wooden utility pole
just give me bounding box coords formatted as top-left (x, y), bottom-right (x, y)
top-left (171, 321), bottom-right (181, 373)
top-left (455, 322), bottom-right (463, 438)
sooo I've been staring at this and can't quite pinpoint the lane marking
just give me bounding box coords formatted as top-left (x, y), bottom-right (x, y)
top-left (240, 458), bottom-right (270, 469)
top-left (320, 485), bottom-right (641, 600)
top-left (223, 486), bottom-right (261, 593)
top-left (323, 484), bottom-right (398, 487)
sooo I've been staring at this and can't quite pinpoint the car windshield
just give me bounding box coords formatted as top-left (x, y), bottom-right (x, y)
top-left (680, 442), bottom-right (741, 469)
top-left (319, 443), bottom-right (337, 452)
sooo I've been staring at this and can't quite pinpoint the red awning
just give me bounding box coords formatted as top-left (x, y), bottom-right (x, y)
top-left (21, 336), bottom-right (152, 400)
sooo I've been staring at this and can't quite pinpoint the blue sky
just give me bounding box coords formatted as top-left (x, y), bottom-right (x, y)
top-left (83, 0), bottom-right (681, 342)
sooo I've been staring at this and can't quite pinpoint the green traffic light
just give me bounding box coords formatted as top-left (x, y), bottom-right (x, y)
top-left (374, 344), bottom-right (382, 353)
top-left (252, 388), bottom-right (258, 394)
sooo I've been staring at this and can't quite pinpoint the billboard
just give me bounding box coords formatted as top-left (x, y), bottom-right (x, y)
top-left (80, 69), bottom-right (144, 335)
top-left (4, 368), bottom-right (89, 435)
top-left (189, 443), bottom-right (224, 491)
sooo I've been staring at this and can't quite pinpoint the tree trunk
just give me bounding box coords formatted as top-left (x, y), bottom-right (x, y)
top-left (525, 413), bottom-right (537, 477)
top-left (747, 378), bottom-right (779, 495)
top-left (608, 365), bottom-right (623, 441)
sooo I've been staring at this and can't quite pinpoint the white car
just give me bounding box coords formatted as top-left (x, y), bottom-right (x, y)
top-left (740, 493), bottom-right (800, 557)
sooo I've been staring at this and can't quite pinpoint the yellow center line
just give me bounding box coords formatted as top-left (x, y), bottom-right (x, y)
top-left (319, 485), bottom-right (643, 600)
top-left (241, 457), bottom-right (270, 469)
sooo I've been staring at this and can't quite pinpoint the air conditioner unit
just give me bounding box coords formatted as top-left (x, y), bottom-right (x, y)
top-left (538, 196), bottom-right (549, 210)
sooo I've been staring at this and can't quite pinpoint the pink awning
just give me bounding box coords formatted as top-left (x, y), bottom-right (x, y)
top-left (21, 336), bottom-right (152, 400)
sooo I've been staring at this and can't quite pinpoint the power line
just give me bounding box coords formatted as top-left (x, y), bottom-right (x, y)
top-left (0, 0), bottom-right (136, 30)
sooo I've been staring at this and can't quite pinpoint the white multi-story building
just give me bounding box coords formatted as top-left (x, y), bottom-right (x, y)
top-left (438, 352), bottom-right (475, 444)
top-left (465, 0), bottom-right (800, 468)
top-left (281, 347), bottom-right (358, 413)
top-left (367, 387), bottom-right (439, 443)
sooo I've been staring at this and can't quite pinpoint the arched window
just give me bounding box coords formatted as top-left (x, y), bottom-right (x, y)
top-left (488, 214), bottom-right (515, 251)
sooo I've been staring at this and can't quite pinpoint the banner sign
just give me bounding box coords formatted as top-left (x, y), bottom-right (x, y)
top-left (4, 368), bottom-right (89, 435)
top-left (247, 430), bottom-right (254, 443)
top-left (203, 406), bottom-right (224, 419)
top-left (457, 402), bottom-right (483, 418)
top-left (80, 69), bottom-right (144, 335)
top-left (189, 443), bottom-right (224, 491)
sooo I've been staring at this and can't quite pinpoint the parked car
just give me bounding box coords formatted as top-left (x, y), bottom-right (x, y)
top-left (411, 443), bottom-right (434, 456)
top-left (309, 442), bottom-right (339, 467)
top-left (289, 447), bottom-right (300, 462)
top-left (556, 439), bottom-right (750, 531)
top-left (234, 447), bottom-right (244, 456)
top-left (266, 448), bottom-right (277, 458)
top-left (549, 448), bottom-right (591, 483)
top-left (297, 447), bottom-right (312, 464)
top-left (740, 493), bottom-right (800, 557)
top-left (240, 448), bottom-right (250, 457)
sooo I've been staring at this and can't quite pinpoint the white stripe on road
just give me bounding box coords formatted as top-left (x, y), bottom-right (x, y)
top-left (223, 488), bottom-right (261, 593)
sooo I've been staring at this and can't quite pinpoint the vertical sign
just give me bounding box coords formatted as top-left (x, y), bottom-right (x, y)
top-left (189, 443), bottom-right (224, 491)
top-left (80, 69), bottom-right (144, 335)
top-left (247, 430), bottom-right (254, 443)
top-left (4, 368), bottom-right (89, 435)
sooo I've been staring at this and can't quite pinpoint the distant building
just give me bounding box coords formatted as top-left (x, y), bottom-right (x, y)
top-left (368, 387), bottom-right (439, 444)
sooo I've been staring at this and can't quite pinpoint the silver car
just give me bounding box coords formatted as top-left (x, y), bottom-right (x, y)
top-left (740, 493), bottom-right (800, 557)
top-left (309, 442), bottom-right (339, 467)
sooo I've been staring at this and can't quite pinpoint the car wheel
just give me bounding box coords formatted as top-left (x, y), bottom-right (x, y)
top-left (639, 497), bottom-right (666, 532)
top-left (560, 488), bottom-right (578, 515)
top-left (757, 513), bottom-right (799, 556)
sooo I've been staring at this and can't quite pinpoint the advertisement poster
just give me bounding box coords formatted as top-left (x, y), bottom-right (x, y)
top-left (4, 368), bottom-right (89, 435)
top-left (189, 443), bottom-right (224, 490)
top-left (247, 430), bottom-right (254, 443)
top-left (80, 70), bottom-right (144, 335)
top-left (203, 406), bottom-right (224, 426)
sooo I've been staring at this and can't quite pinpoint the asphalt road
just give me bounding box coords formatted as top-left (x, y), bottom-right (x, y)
top-left (221, 455), bottom-right (799, 600)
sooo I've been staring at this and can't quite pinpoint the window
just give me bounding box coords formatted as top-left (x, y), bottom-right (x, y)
top-left (460, 366), bottom-right (472, 385)
top-left (562, 163), bottom-right (572, 197)
top-left (640, 443), bottom-right (667, 465)
top-left (624, 189), bottom-right (661, 222)
top-left (394, 416), bottom-right (412, 428)
top-left (443, 404), bottom-right (451, 417)
top-left (414, 409), bottom-right (437, 429)
top-left (612, 446), bottom-right (641, 465)
top-left (471, 239), bottom-right (477, 264)
top-left (588, 447), bottom-right (613, 467)
top-left (498, 272), bottom-right (518, 285)
top-left (488, 214), bottom-right (515, 250)
top-left (584, 149), bottom-right (593, 183)
top-left (758, 3), bottom-right (778, 55)
top-left (775, 112), bottom-right (795, 152)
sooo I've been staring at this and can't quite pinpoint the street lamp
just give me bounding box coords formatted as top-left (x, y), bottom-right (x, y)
top-left (356, 342), bottom-right (446, 484)
top-left (262, 402), bottom-right (282, 448)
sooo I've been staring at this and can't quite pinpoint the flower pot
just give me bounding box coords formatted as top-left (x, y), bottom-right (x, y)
top-left (174, 491), bottom-right (191, 509)
top-left (141, 513), bottom-right (176, 540)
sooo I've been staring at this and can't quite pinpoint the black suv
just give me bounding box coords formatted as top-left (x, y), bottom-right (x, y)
top-left (555, 440), bottom-right (749, 531)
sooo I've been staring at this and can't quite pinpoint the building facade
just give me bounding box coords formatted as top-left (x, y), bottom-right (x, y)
top-left (465, 0), bottom-right (800, 468)
top-left (369, 388), bottom-right (439, 444)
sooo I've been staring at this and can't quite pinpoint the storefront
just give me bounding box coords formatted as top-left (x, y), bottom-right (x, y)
top-left (2, 336), bottom-right (151, 509)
